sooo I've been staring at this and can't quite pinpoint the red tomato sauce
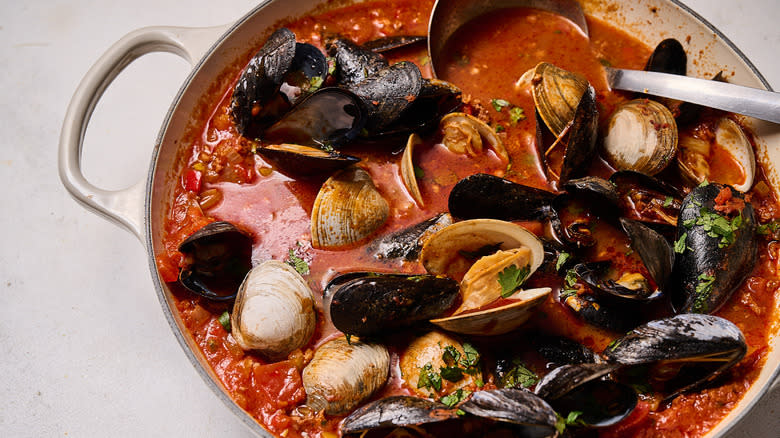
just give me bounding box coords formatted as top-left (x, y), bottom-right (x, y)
top-left (156, 1), bottom-right (780, 437)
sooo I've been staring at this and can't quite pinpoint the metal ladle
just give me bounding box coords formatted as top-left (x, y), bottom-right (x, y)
top-left (427, 0), bottom-right (780, 123)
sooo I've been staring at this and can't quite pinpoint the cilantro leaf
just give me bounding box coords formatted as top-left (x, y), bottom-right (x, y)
top-left (442, 345), bottom-right (461, 366)
top-left (502, 360), bottom-right (538, 389)
top-left (460, 343), bottom-right (480, 368)
top-left (441, 388), bottom-right (472, 407)
top-left (663, 196), bottom-right (673, 207)
top-left (491, 98), bottom-right (511, 112)
top-left (497, 264), bottom-right (531, 298)
top-left (440, 367), bottom-right (464, 382)
top-left (495, 124), bottom-right (505, 132)
top-left (555, 252), bottom-right (571, 272)
top-left (286, 248), bottom-right (310, 275)
top-left (218, 311), bottom-right (231, 332)
top-left (674, 232), bottom-right (687, 254)
top-left (509, 107), bottom-right (526, 124)
top-left (692, 272), bottom-right (716, 313)
top-left (418, 363), bottom-right (442, 391)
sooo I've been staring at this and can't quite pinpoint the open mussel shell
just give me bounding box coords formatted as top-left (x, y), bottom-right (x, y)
top-left (263, 87), bottom-right (367, 148)
top-left (257, 143), bottom-right (359, 176)
top-left (526, 62), bottom-right (589, 138)
top-left (603, 313), bottom-right (747, 398)
top-left (324, 273), bottom-right (459, 338)
top-left (341, 396), bottom-right (459, 435)
top-left (562, 176), bottom-right (621, 217)
top-left (677, 118), bottom-right (756, 192)
top-left (302, 337), bottom-right (390, 415)
top-left (311, 167), bottom-right (389, 249)
top-left (326, 36), bottom-right (389, 86)
top-left (368, 213), bottom-right (453, 262)
top-left (573, 261), bottom-right (661, 303)
top-left (620, 217), bottom-right (673, 292)
top-left (534, 363), bottom-right (619, 400)
top-left (673, 183), bottom-right (757, 313)
top-left (230, 260), bottom-right (315, 359)
top-left (460, 389), bottom-right (558, 438)
top-left (559, 84), bottom-right (598, 184)
top-left (178, 221), bottom-right (252, 301)
top-left (563, 293), bottom-right (636, 333)
top-left (279, 42), bottom-right (328, 105)
top-left (231, 28), bottom-right (297, 137)
top-left (362, 35), bottom-right (427, 53)
top-left (609, 170), bottom-right (682, 230)
top-left (602, 99), bottom-right (678, 176)
top-left (531, 334), bottom-right (599, 367)
top-left (645, 38), bottom-right (687, 75)
top-left (448, 174), bottom-right (556, 221)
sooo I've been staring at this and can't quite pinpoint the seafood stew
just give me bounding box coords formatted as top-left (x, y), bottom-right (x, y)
top-left (154, 0), bottom-right (779, 437)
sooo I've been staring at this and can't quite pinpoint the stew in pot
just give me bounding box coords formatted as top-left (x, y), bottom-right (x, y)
top-left (155, 0), bottom-right (780, 437)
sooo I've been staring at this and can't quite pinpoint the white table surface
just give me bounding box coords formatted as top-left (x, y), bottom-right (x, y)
top-left (1, 0), bottom-right (777, 436)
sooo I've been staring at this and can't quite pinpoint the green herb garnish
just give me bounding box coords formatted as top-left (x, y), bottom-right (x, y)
top-left (440, 367), bottom-right (464, 382)
top-left (491, 98), bottom-right (511, 112)
top-left (413, 165), bottom-right (425, 179)
top-left (509, 107), bottom-right (526, 124)
top-left (442, 345), bottom-right (461, 366)
top-left (555, 252), bottom-right (571, 272)
top-left (440, 388), bottom-right (472, 407)
top-left (218, 311), bottom-right (231, 332)
top-left (502, 359), bottom-right (538, 389)
top-left (692, 272), bottom-right (716, 313)
top-left (495, 124), bottom-right (505, 133)
top-left (286, 248), bottom-right (310, 275)
top-left (497, 264), bottom-right (531, 298)
top-left (674, 232), bottom-right (688, 254)
top-left (461, 343), bottom-right (480, 368)
top-left (757, 220), bottom-right (780, 235)
top-left (663, 196), bottom-right (673, 207)
top-left (418, 363), bottom-right (442, 391)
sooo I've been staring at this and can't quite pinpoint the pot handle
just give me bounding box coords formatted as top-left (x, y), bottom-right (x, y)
top-left (58, 24), bottom-right (230, 242)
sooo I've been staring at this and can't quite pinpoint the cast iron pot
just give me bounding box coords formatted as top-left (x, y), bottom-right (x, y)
top-left (59, 0), bottom-right (780, 436)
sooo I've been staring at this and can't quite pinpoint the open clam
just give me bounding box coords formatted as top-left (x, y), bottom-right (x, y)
top-left (421, 219), bottom-right (551, 335)
top-left (439, 112), bottom-right (508, 161)
top-left (517, 62), bottom-right (589, 138)
top-left (311, 167), bottom-right (389, 249)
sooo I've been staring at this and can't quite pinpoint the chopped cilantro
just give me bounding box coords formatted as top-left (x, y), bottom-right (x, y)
top-left (440, 367), bottom-right (464, 382)
top-left (460, 343), bottom-right (480, 368)
top-left (559, 288), bottom-right (578, 300)
top-left (442, 345), bottom-right (461, 366)
top-left (509, 107), bottom-right (526, 124)
top-left (674, 232), bottom-right (688, 254)
top-left (663, 196), bottom-right (673, 207)
top-left (502, 359), bottom-right (538, 389)
top-left (691, 208), bottom-right (741, 248)
top-left (286, 248), bottom-right (310, 275)
top-left (599, 58), bottom-right (612, 67)
top-left (555, 252), bottom-right (571, 272)
top-left (491, 98), bottom-right (511, 112)
top-left (414, 165), bottom-right (425, 179)
top-left (418, 363), bottom-right (442, 391)
top-left (456, 409), bottom-right (466, 416)
top-left (607, 338), bottom-right (622, 351)
top-left (757, 220), bottom-right (780, 235)
top-left (692, 272), bottom-right (716, 313)
top-left (564, 268), bottom-right (578, 288)
top-left (495, 124), bottom-right (505, 133)
top-left (309, 76), bottom-right (324, 90)
top-left (218, 311), bottom-right (231, 332)
top-left (555, 411), bottom-right (586, 434)
top-left (498, 264), bottom-right (531, 298)
top-left (441, 388), bottom-right (472, 407)
top-left (698, 180), bottom-right (710, 187)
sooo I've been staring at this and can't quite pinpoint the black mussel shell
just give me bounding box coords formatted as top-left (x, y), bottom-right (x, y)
top-left (325, 272), bottom-right (459, 337)
top-left (369, 213), bottom-right (452, 261)
top-left (534, 363), bottom-right (618, 400)
top-left (620, 218), bottom-right (674, 292)
top-left (562, 176), bottom-right (621, 217)
top-left (448, 173), bottom-right (556, 221)
top-left (673, 183), bottom-right (757, 313)
top-left (532, 334), bottom-right (599, 367)
top-left (609, 170), bottom-right (682, 230)
top-left (256, 144), bottom-right (359, 177)
top-left (559, 85), bottom-right (598, 185)
top-left (178, 221), bottom-right (253, 301)
top-left (539, 237), bottom-right (573, 274)
top-left (562, 293), bottom-right (636, 332)
top-left (326, 36), bottom-right (389, 86)
top-left (362, 35), bottom-right (427, 53)
top-left (549, 196), bottom-right (596, 249)
top-left (603, 313), bottom-right (746, 398)
top-left (349, 61), bottom-right (423, 133)
top-left (375, 78), bottom-right (462, 138)
top-left (645, 38), bottom-right (686, 76)
top-left (460, 389), bottom-right (558, 438)
top-left (263, 87), bottom-right (367, 149)
top-left (231, 28), bottom-right (297, 137)
top-left (574, 261), bottom-right (661, 303)
top-left (279, 43), bottom-right (328, 105)
top-left (341, 396), bottom-right (459, 434)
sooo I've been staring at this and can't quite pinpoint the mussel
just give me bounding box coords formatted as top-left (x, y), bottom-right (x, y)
top-left (368, 213), bottom-right (453, 262)
top-left (341, 396), bottom-right (460, 435)
top-left (324, 273), bottom-right (459, 338)
top-left (257, 143), bottom-right (359, 177)
top-left (602, 99), bottom-right (678, 176)
top-left (673, 183), bottom-right (757, 313)
top-left (311, 167), bottom-right (389, 249)
top-left (178, 221), bottom-right (253, 301)
top-left (448, 174), bottom-right (556, 222)
top-left (302, 337), bottom-right (390, 415)
top-left (230, 260), bottom-right (316, 359)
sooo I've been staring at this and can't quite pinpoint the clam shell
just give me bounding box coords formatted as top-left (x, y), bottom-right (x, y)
top-left (439, 112), bottom-right (508, 161)
top-left (400, 133), bottom-right (425, 206)
top-left (302, 337), bottom-right (389, 415)
top-left (602, 99), bottom-right (678, 175)
top-left (531, 62), bottom-right (589, 138)
top-left (311, 167), bottom-right (389, 249)
top-left (230, 260), bottom-right (315, 359)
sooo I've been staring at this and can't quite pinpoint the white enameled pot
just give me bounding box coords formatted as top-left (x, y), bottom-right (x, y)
top-left (58, 0), bottom-right (780, 436)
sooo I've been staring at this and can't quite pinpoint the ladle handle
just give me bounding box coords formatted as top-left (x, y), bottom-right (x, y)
top-left (58, 25), bottom-right (229, 242)
top-left (606, 67), bottom-right (780, 124)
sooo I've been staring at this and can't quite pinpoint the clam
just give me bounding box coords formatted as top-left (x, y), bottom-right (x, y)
top-left (439, 112), bottom-right (509, 161)
top-left (302, 337), bottom-right (390, 415)
top-left (400, 133), bottom-right (425, 206)
top-left (311, 167), bottom-right (389, 249)
top-left (230, 260), bottom-right (315, 359)
top-left (673, 183), bottom-right (757, 314)
top-left (602, 99), bottom-right (678, 175)
top-left (677, 117), bottom-right (756, 192)
top-left (519, 62), bottom-right (589, 138)
top-left (324, 273), bottom-right (459, 338)
top-left (420, 219), bottom-right (551, 335)
top-left (178, 221), bottom-right (253, 301)
top-left (399, 331), bottom-right (482, 398)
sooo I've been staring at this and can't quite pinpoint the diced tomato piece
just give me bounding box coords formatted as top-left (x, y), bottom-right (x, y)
top-left (184, 169), bottom-right (202, 192)
top-left (253, 360), bottom-right (306, 410)
top-left (156, 254), bottom-right (180, 283)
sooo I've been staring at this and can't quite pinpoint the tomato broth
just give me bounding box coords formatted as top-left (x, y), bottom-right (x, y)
top-left (156, 1), bottom-right (780, 437)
